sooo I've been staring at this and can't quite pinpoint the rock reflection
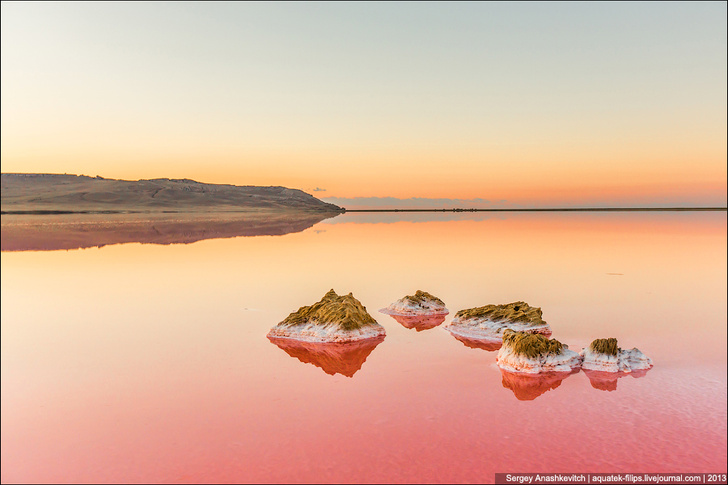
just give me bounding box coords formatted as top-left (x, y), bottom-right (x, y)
top-left (500, 368), bottom-right (579, 401)
top-left (583, 368), bottom-right (651, 392)
top-left (386, 313), bottom-right (447, 332)
top-left (449, 333), bottom-right (502, 352)
top-left (1, 210), bottom-right (338, 251)
top-left (267, 335), bottom-right (385, 377)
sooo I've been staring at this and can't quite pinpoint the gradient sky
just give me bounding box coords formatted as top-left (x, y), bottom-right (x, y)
top-left (1, 2), bottom-right (726, 206)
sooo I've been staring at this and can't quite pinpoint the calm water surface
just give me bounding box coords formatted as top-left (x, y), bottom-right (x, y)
top-left (2, 212), bottom-right (726, 483)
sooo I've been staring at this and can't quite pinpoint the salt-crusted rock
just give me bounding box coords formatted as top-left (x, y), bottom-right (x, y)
top-left (267, 289), bottom-right (386, 343)
top-left (445, 301), bottom-right (552, 342)
top-left (496, 329), bottom-right (582, 374)
top-left (580, 338), bottom-right (653, 373)
top-left (388, 313), bottom-right (447, 331)
top-left (380, 290), bottom-right (448, 316)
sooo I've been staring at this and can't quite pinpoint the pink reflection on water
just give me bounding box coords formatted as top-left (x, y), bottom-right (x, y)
top-left (449, 333), bottom-right (503, 351)
top-left (1, 211), bottom-right (725, 482)
top-left (383, 313), bottom-right (447, 331)
top-left (500, 368), bottom-right (580, 401)
top-left (583, 368), bottom-right (652, 392)
top-left (267, 336), bottom-right (385, 377)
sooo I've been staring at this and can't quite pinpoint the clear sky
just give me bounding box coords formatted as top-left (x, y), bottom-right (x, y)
top-left (1, 2), bottom-right (726, 207)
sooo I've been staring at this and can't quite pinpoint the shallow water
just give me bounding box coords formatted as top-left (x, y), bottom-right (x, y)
top-left (1, 211), bottom-right (726, 483)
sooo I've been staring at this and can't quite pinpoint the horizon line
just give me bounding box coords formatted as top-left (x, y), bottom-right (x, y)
top-left (343, 207), bottom-right (727, 213)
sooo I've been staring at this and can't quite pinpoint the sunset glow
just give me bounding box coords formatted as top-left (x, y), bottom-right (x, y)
top-left (2, 4), bottom-right (726, 482)
top-left (1, 2), bottom-right (725, 206)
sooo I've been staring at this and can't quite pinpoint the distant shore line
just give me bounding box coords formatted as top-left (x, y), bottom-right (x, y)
top-left (343, 207), bottom-right (727, 213)
top-left (2, 207), bottom-right (725, 216)
top-left (0, 208), bottom-right (343, 215)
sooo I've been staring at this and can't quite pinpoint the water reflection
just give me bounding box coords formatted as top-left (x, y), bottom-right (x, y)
top-left (384, 313), bottom-right (447, 331)
top-left (0, 211), bottom-right (338, 251)
top-left (500, 368), bottom-right (579, 401)
top-left (267, 336), bottom-right (385, 377)
top-left (1, 210), bottom-right (725, 482)
top-left (449, 333), bottom-right (502, 352)
top-left (582, 368), bottom-right (651, 392)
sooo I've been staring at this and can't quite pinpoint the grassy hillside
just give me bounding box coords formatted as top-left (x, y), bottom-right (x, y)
top-left (1, 174), bottom-right (344, 213)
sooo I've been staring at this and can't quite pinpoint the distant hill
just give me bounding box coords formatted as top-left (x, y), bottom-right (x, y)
top-left (0, 173), bottom-right (344, 213)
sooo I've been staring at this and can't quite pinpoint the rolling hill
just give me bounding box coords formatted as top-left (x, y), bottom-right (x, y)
top-left (1, 174), bottom-right (344, 214)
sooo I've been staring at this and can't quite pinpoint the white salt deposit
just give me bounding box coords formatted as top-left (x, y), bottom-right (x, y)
top-left (445, 317), bottom-right (551, 342)
top-left (496, 346), bottom-right (583, 374)
top-left (267, 320), bottom-right (386, 343)
top-left (380, 294), bottom-right (448, 316)
top-left (580, 346), bottom-right (653, 373)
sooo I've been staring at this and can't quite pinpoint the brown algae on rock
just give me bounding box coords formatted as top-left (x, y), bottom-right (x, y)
top-left (445, 301), bottom-right (551, 341)
top-left (588, 338), bottom-right (619, 357)
top-left (403, 290), bottom-right (445, 307)
top-left (454, 301), bottom-right (545, 326)
top-left (280, 289), bottom-right (378, 331)
top-left (268, 289), bottom-right (386, 342)
top-left (501, 329), bottom-right (564, 358)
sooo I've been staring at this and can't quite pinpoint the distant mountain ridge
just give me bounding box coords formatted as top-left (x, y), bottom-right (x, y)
top-left (1, 173), bottom-right (344, 213)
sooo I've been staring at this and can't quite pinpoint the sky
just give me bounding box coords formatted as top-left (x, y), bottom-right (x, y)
top-left (1, 2), bottom-right (726, 208)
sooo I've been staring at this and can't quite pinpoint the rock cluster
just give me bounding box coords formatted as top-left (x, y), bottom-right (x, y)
top-left (267, 291), bottom-right (653, 395)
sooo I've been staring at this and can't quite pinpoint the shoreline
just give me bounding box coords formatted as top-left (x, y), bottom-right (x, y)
top-left (3, 207), bottom-right (725, 216)
top-left (1, 208), bottom-right (344, 215)
top-left (343, 207), bottom-right (727, 213)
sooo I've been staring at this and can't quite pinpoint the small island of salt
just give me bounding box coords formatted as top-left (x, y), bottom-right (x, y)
top-left (380, 290), bottom-right (448, 316)
top-left (267, 289), bottom-right (386, 343)
top-left (496, 329), bottom-right (582, 374)
top-left (445, 301), bottom-right (551, 342)
top-left (580, 338), bottom-right (653, 373)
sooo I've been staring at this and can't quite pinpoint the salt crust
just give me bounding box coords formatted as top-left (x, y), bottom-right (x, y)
top-left (580, 346), bottom-right (653, 373)
top-left (496, 345), bottom-right (583, 374)
top-left (387, 313), bottom-right (447, 331)
top-left (445, 318), bottom-right (551, 342)
top-left (267, 320), bottom-right (386, 343)
top-left (380, 298), bottom-right (448, 316)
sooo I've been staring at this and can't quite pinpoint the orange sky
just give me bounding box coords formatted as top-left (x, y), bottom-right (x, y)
top-left (1, 2), bottom-right (726, 206)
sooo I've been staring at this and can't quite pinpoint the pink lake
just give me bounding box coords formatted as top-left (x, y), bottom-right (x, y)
top-left (1, 211), bottom-right (726, 483)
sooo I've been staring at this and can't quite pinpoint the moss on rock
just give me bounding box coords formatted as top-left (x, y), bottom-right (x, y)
top-left (403, 290), bottom-right (445, 306)
top-left (501, 329), bottom-right (564, 358)
top-left (588, 338), bottom-right (620, 356)
top-left (281, 289), bottom-right (378, 331)
top-left (455, 301), bottom-right (546, 326)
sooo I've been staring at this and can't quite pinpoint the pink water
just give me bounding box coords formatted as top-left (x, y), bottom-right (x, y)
top-left (1, 211), bottom-right (726, 483)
